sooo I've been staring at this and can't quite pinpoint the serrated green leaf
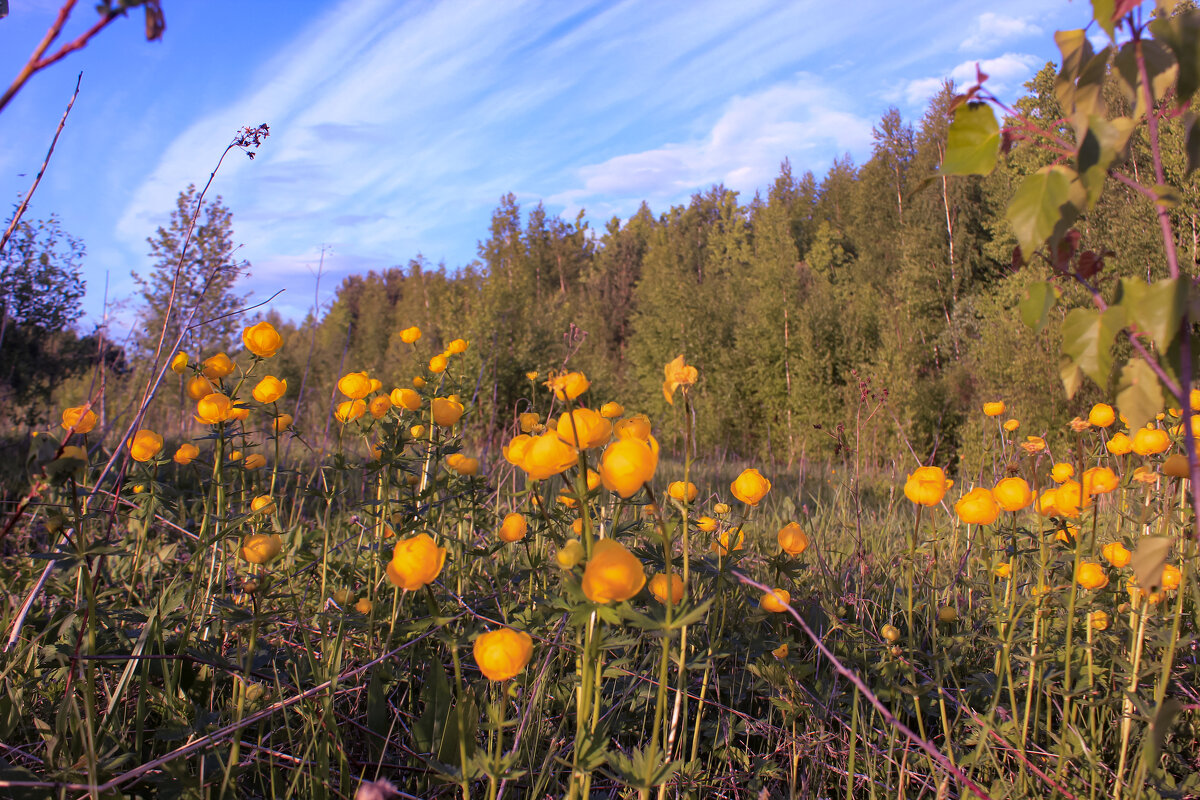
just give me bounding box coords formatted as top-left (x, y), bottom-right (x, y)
top-left (1061, 305), bottom-right (1124, 388)
top-left (1150, 10), bottom-right (1200, 102)
top-left (1119, 276), bottom-right (1187, 350)
top-left (941, 103), bottom-right (1000, 176)
top-left (1092, 0), bottom-right (1117, 39)
top-left (1115, 39), bottom-right (1179, 117)
top-left (1077, 115), bottom-right (1136, 208)
top-left (1131, 536), bottom-right (1172, 594)
top-left (1117, 358), bottom-right (1165, 431)
top-left (1006, 165), bottom-right (1085, 256)
top-left (1019, 281), bottom-right (1058, 332)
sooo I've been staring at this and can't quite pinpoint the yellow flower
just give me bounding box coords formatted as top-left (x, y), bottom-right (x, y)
top-left (127, 430), bottom-right (163, 462)
top-left (1131, 427), bottom-right (1170, 455)
top-left (1088, 403), bottom-right (1115, 427)
top-left (518, 411), bottom-right (540, 433)
top-left (412, 376), bottom-right (427, 388)
top-left (252, 375), bottom-right (287, 404)
top-left (1089, 610), bottom-right (1110, 630)
top-left (497, 513), bottom-right (527, 543)
top-left (881, 624), bottom-right (901, 642)
top-left (57, 445), bottom-right (87, 465)
top-left (555, 408), bottom-right (612, 449)
top-left (545, 370), bottom-right (590, 401)
top-left (731, 468), bottom-right (771, 505)
top-left (1131, 465), bottom-right (1159, 485)
top-left (954, 487), bottom-right (999, 525)
top-left (710, 528), bottom-right (745, 556)
top-left (696, 516), bottom-right (718, 532)
top-left (525, 370), bottom-right (539, 381)
top-left (1102, 542), bottom-right (1131, 568)
top-left (251, 495), bottom-right (275, 514)
top-left (1003, 418), bottom-right (1020, 432)
top-left (400, 325), bottom-right (422, 344)
top-left (713, 502), bottom-right (731, 515)
top-left (273, 414), bottom-right (293, 433)
top-left (410, 424), bottom-right (427, 439)
top-left (772, 643), bottom-right (788, 658)
top-left (228, 406), bottom-right (249, 422)
top-left (598, 437), bottom-right (657, 498)
top-left (335, 399), bottom-right (366, 423)
top-left (448, 455), bottom-right (479, 476)
top-left (614, 414), bottom-right (652, 441)
top-left (581, 539), bottom-right (646, 603)
top-left (994, 562), bottom-right (1012, 579)
top-left (338, 371), bottom-right (372, 400)
top-left (391, 387), bottom-right (421, 411)
top-left (242, 321), bottom-right (283, 358)
top-left (760, 588), bottom-right (791, 613)
top-left (662, 354), bottom-right (698, 405)
top-left (240, 533), bottom-right (282, 564)
top-left (1021, 435), bottom-right (1047, 454)
top-left (369, 395), bottom-right (393, 419)
top-left (555, 539), bottom-right (584, 568)
top-left (202, 353), bottom-right (235, 380)
top-left (355, 598), bottom-right (373, 614)
top-left (1106, 432), bottom-right (1133, 455)
top-left (992, 477), bottom-right (1033, 512)
top-left (903, 466), bottom-right (951, 507)
top-left (187, 375), bottom-right (215, 400)
top-left (777, 522), bottom-right (809, 555)
top-left (174, 443), bottom-right (200, 465)
top-left (649, 572), bottom-right (684, 605)
top-left (170, 351), bottom-right (189, 374)
top-left (447, 338), bottom-right (469, 354)
top-left (1081, 466), bottom-right (1118, 496)
top-left (1162, 563), bottom-right (1182, 591)
top-left (1054, 480), bottom-right (1091, 518)
top-left (1034, 488), bottom-right (1058, 516)
top-left (432, 397), bottom-right (464, 427)
top-left (983, 401), bottom-right (1005, 417)
top-left (229, 450), bottom-right (243, 461)
top-left (243, 454), bottom-right (266, 470)
top-left (1069, 416), bottom-right (1092, 433)
top-left (1050, 463), bottom-right (1074, 483)
top-left (473, 628), bottom-right (533, 681)
top-left (600, 401), bottom-right (624, 418)
top-left (1163, 453), bottom-right (1190, 478)
top-left (61, 405), bottom-right (98, 434)
top-left (503, 434), bottom-right (532, 466)
top-left (667, 481), bottom-right (699, 503)
top-left (428, 354), bottom-right (448, 373)
top-left (1076, 562), bottom-right (1109, 590)
top-left (521, 431), bottom-right (579, 481)
top-left (389, 533), bottom-right (446, 591)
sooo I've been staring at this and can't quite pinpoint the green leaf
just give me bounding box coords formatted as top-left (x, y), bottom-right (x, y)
top-left (1077, 115), bottom-right (1135, 208)
top-left (1145, 697), bottom-right (1184, 760)
top-left (1119, 276), bottom-right (1187, 350)
top-left (1130, 535), bottom-right (1172, 594)
top-left (941, 103), bottom-right (1000, 176)
top-left (1019, 281), bottom-right (1058, 333)
top-left (1061, 305), bottom-right (1125, 388)
top-left (1006, 165), bottom-right (1085, 256)
top-left (1055, 30), bottom-right (1095, 113)
top-left (1115, 39), bottom-right (1179, 117)
top-left (1117, 357), bottom-right (1166, 431)
top-left (1154, 183), bottom-right (1184, 208)
top-left (1060, 356), bottom-right (1084, 399)
top-left (1150, 10), bottom-right (1200, 103)
top-left (1091, 0), bottom-right (1117, 39)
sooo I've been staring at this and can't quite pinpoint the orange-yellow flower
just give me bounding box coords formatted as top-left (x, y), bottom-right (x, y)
top-left (581, 539), bottom-right (646, 603)
top-left (1076, 562), bottom-right (1109, 590)
top-left (202, 353), bottom-right (235, 380)
top-left (61, 405), bottom-right (98, 434)
top-left (1162, 564), bottom-right (1182, 591)
top-left (1163, 453), bottom-right (1190, 478)
top-left (228, 406), bottom-right (250, 422)
top-left (127, 430), bottom-right (164, 462)
top-left (1106, 432), bottom-right (1133, 455)
top-left (503, 434), bottom-right (533, 467)
top-left (240, 533), bottom-right (282, 564)
top-left (369, 395), bottom-right (392, 419)
top-left (243, 321), bottom-right (283, 358)
top-left (600, 401), bottom-right (624, 418)
top-left (1082, 466), bottom-right (1119, 496)
top-left (994, 562), bottom-right (1012, 579)
top-left (447, 338), bottom-right (469, 354)
top-left (555, 539), bottom-right (585, 568)
top-left (696, 516), bottom-right (718, 532)
top-left (338, 371), bottom-right (372, 400)
top-left (473, 628), bottom-right (533, 681)
top-left (1054, 480), bottom-right (1091, 518)
top-left (187, 375), bottom-right (215, 400)
top-left (1003, 418), bottom-right (1020, 432)
top-left (955, 488), bottom-right (999, 525)
top-left (1132, 427), bottom-right (1170, 456)
top-left (335, 399), bottom-right (366, 423)
top-left (1050, 463), bottom-right (1074, 483)
top-left (1089, 610), bottom-right (1110, 630)
top-left (389, 533), bottom-right (446, 591)
top-left (447, 454), bottom-right (479, 475)
top-left (400, 326), bottom-right (422, 344)
top-left (598, 437), bottom-right (657, 498)
top-left (174, 442), bottom-right (200, 465)
top-left (497, 513), bottom-right (527, 543)
top-left (251, 495), bottom-right (275, 514)
top-left (731, 468), bottom-right (771, 505)
top-left (170, 351), bottom-right (189, 374)
top-left (252, 375), bottom-right (287, 404)
top-left (992, 477), bottom-right (1033, 512)
top-left (555, 408), bottom-right (612, 449)
top-left (760, 588), bottom-right (791, 613)
top-left (273, 414), bottom-right (293, 433)
top-left (667, 481), bottom-right (699, 503)
top-left (1088, 403), bottom-right (1115, 427)
top-left (1020, 435), bottom-right (1047, 454)
top-left (390, 387), bottom-right (421, 411)
top-left (649, 572), bottom-right (684, 605)
top-left (1102, 542), bottom-right (1131, 568)
top-left (242, 454), bottom-right (266, 469)
top-left (614, 414), bottom-right (652, 441)
top-left (777, 522), bottom-right (809, 555)
top-left (545, 371), bottom-right (589, 401)
top-left (983, 401), bottom-right (1005, 417)
top-left (428, 354), bottom-right (448, 373)
top-left (432, 397), bottom-right (464, 427)
top-left (710, 528), bottom-right (745, 556)
top-left (903, 466), bottom-right (951, 507)
top-left (521, 431), bottom-right (579, 480)
top-left (663, 354), bottom-right (698, 405)
top-left (413, 376), bottom-right (427, 388)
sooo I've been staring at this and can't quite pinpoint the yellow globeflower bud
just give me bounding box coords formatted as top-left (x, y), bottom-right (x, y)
top-left (992, 477), bottom-right (1033, 512)
top-left (187, 375), bottom-right (215, 400)
top-left (1003, 418), bottom-right (1020, 432)
top-left (982, 401), bottom-right (1005, 417)
top-left (432, 397), bottom-right (464, 427)
top-left (61, 405), bottom-right (98, 434)
top-left (777, 522), bottom-right (809, 555)
top-left (127, 430), bottom-right (164, 462)
top-left (202, 353), bottom-right (235, 380)
top-left (760, 588), bottom-right (791, 613)
top-left (389, 533), bottom-right (446, 591)
top-left (1089, 610), bottom-right (1110, 630)
top-left (695, 516), bottom-right (718, 532)
top-left (1076, 562), bottom-right (1109, 590)
top-left (556, 408), bottom-right (612, 449)
top-left (251, 495), bottom-right (275, 514)
top-left (447, 338), bottom-right (469, 354)
top-left (253, 376), bottom-right (287, 404)
top-left (170, 351), bottom-right (189, 374)
top-left (338, 371), bottom-right (372, 400)
top-left (881, 623), bottom-right (901, 643)
top-left (410, 424), bottom-right (427, 439)
top-left (713, 502), bottom-right (731, 515)
top-left (955, 487), bottom-right (999, 525)
top-left (428, 354), bottom-right (448, 373)
top-left (599, 401), bottom-right (624, 418)
top-left (497, 513), bottom-right (527, 543)
top-left (1050, 463), bottom-right (1074, 483)
top-left (412, 376), bottom-right (427, 388)
top-left (174, 443), bottom-right (200, 465)
top-left (731, 468), bottom-right (771, 505)
top-left (391, 387), bottom-right (421, 411)
top-left (400, 325), bottom-right (421, 344)
top-left (994, 562), bottom-right (1012, 579)
top-left (473, 628), bottom-right (533, 681)
top-left (240, 533), bottom-right (282, 564)
top-left (1163, 453), bottom-right (1190, 478)
top-left (667, 481), bottom-right (699, 503)
top-left (1106, 432), bottom-right (1133, 455)
top-left (937, 606), bottom-right (958, 623)
top-left (581, 539), bottom-right (646, 603)
top-left (649, 572), bottom-right (684, 605)
top-left (1102, 542), bottom-right (1131, 568)
top-left (369, 395), bottom-right (392, 419)
top-left (273, 414), bottom-right (293, 433)
top-left (598, 437), bottom-right (656, 497)
top-left (355, 598), bottom-right (373, 614)
top-left (242, 321), bottom-right (283, 358)
top-left (335, 399), bottom-right (366, 423)
top-left (1088, 403), bottom-right (1115, 427)
top-left (903, 466), bottom-right (951, 507)
top-left (1131, 427), bottom-right (1170, 455)
top-left (555, 539), bottom-right (585, 568)
top-left (242, 454), bottom-right (266, 470)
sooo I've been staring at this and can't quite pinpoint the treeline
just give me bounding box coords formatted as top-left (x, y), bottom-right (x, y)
top-left (44, 66), bottom-right (1200, 469)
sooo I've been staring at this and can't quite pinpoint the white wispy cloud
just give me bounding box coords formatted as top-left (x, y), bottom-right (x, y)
top-left (900, 52), bottom-right (1042, 107)
top-left (960, 12), bottom-right (1042, 52)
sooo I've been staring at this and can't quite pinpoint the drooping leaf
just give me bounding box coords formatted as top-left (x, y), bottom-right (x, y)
top-left (1055, 30), bottom-right (1095, 112)
top-left (1117, 357), bottom-right (1166, 431)
top-left (1119, 276), bottom-right (1187, 350)
top-left (1061, 305), bottom-right (1125, 388)
top-left (1091, 0), bottom-right (1117, 39)
top-left (1020, 281), bottom-right (1058, 333)
top-left (941, 103), bottom-right (1000, 175)
top-left (1114, 39), bottom-right (1179, 117)
top-left (1006, 165), bottom-right (1086, 257)
top-left (1150, 10), bottom-right (1200, 102)
top-left (1060, 356), bottom-right (1084, 399)
top-left (1130, 535), bottom-right (1172, 595)
top-left (1077, 115), bottom-right (1136, 207)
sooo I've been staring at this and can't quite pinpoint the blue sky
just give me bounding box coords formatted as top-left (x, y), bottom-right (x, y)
top-left (1, 1), bottom-right (1093, 332)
